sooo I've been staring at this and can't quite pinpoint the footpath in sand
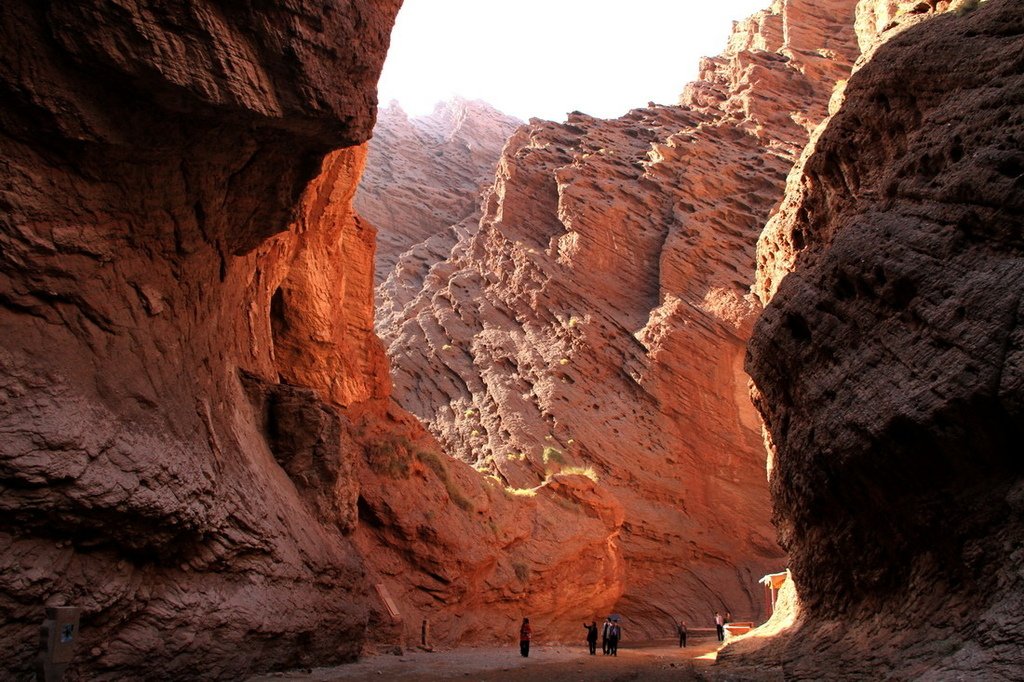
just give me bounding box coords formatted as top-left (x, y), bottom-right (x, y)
top-left (247, 635), bottom-right (778, 682)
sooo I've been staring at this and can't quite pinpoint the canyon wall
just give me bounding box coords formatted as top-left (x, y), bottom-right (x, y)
top-left (0, 1), bottom-right (403, 678)
top-left (5, 0), bottom-right (1016, 677)
top-left (0, 1), bottom-right (664, 672)
top-left (355, 98), bottom-right (521, 284)
top-left (372, 0), bottom-right (862, 637)
top-left (736, 0), bottom-right (1024, 677)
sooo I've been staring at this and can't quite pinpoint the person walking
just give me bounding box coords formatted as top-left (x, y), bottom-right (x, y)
top-left (608, 620), bottom-right (621, 656)
top-left (715, 612), bottom-right (725, 642)
top-left (519, 617), bottom-right (532, 657)
top-left (584, 621), bottom-right (598, 655)
top-left (677, 620), bottom-right (687, 647)
top-left (601, 618), bottom-right (611, 655)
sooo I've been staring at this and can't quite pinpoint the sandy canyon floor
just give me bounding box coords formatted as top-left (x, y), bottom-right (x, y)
top-left (247, 634), bottom-right (782, 682)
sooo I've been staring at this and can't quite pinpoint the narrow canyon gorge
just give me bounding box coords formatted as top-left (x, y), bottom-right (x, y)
top-left (367, 0), bottom-right (861, 642)
top-left (0, 0), bottom-right (1020, 680)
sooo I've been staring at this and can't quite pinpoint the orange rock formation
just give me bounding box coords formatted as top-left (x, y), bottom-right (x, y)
top-left (356, 98), bottom-right (522, 284)
top-left (5, 0), bottom-right (1018, 678)
top-left (373, 0), bottom-right (862, 638)
top-left (0, 1), bottom-right (403, 678)
top-left (0, 3), bottom-right (642, 675)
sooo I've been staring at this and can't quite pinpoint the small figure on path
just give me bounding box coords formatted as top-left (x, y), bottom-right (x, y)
top-left (601, 618), bottom-right (611, 655)
top-left (715, 612), bottom-right (725, 642)
top-left (726, 611), bottom-right (732, 624)
top-left (519, 617), bottom-right (532, 658)
top-left (584, 621), bottom-right (598, 655)
top-left (608, 621), bottom-right (621, 656)
top-left (677, 620), bottom-right (687, 648)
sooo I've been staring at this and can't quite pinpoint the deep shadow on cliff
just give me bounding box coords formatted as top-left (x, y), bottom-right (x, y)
top-left (0, 1), bottom-right (402, 678)
top-left (733, 1), bottom-right (1024, 678)
top-left (0, 2), bottom-right (669, 676)
top-left (4, 0), bottom-right (1021, 679)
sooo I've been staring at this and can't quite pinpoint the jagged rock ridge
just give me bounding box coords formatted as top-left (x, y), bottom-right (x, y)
top-left (356, 98), bottom-right (522, 285)
top-left (0, 3), bottom-right (667, 673)
top-left (373, 0), bottom-right (862, 638)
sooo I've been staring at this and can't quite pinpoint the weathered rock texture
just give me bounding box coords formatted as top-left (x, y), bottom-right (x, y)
top-left (377, 0), bottom-right (862, 638)
top-left (355, 98), bottom-right (521, 284)
top-left (0, 1), bottom-right (402, 678)
top-left (349, 405), bottom-right (629, 645)
top-left (740, 0), bottom-right (1024, 678)
top-left (0, 1), bottom-right (701, 672)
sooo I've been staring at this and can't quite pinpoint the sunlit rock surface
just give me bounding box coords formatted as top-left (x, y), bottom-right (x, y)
top-left (0, 1), bottom-right (402, 678)
top-left (0, 1), bottom-right (707, 672)
top-left (742, 0), bottom-right (1024, 677)
top-left (356, 98), bottom-right (522, 284)
top-left (347, 96), bottom-right (632, 645)
top-left (377, 0), bottom-right (861, 638)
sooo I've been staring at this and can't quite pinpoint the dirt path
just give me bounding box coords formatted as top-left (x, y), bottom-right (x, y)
top-left (248, 637), bottom-right (726, 682)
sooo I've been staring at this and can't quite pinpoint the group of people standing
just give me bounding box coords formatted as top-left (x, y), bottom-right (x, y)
top-left (582, 618), bottom-right (622, 656)
top-left (519, 609), bottom-right (733, 658)
top-left (522, 617), bottom-right (621, 658)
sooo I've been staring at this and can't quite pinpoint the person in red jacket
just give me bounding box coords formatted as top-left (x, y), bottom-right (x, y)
top-left (519, 618), bottom-right (532, 657)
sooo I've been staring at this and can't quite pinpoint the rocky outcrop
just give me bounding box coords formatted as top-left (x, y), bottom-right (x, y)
top-left (741, 0), bottom-right (1024, 677)
top-left (349, 403), bottom-right (627, 644)
top-left (356, 98), bottom-right (521, 284)
top-left (0, 1), bottom-right (693, 671)
top-left (378, 0), bottom-right (862, 637)
top-left (0, 1), bottom-right (402, 678)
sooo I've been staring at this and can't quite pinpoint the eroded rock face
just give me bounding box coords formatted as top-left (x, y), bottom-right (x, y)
top-left (0, 0), bottom-right (700, 667)
top-left (356, 98), bottom-right (522, 284)
top-left (0, 1), bottom-right (401, 678)
top-left (349, 403), bottom-right (628, 645)
top-left (743, 0), bottom-right (1024, 677)
top-left (378, 0), bottom-right (860, 637)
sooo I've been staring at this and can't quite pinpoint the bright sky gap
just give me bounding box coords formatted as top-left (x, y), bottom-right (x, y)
top-left (377, 0), bottom-right (772, 122)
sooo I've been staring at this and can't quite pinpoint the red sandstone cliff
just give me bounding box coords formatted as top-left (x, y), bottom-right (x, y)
top-left (6, 0), bottom-right (1016, 677)
top-left (376, 0), bottom-right (862, 638)
top-left (734, 0), bottom-right (1024, 678)
top-left (0, 1), bottom-right (403, 678)
top-left (356, 98), bottom-right (521, 284)
top-left (0, 2), bottom-right (663, 673)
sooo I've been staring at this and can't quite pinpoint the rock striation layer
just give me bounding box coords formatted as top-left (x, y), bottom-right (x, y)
top-left (0, 1), bottom-right (402, 678)
top-left (356, 98), bottom-right (521, 284)
top-left (740, 0), bottom-right (1024, 678)
top-left (0, 2), bottom-right (679, 671)
top-left (377, 0), bottom-right (861, 637)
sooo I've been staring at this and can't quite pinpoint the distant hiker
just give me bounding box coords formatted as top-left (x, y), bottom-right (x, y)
top-left (584, 621), bottom-right (598, 655)
top-left (725, 611), bottom-right (732, 624)
top-left (715, 612), bottom-right (725, 642)
top-left (608, 621), bottom-right (621, 656)
top-left (677, 621), bottom-right (687, 648)
top-left (520, 617), bottom-right (532, 658)
top-left (602, 618), bottom-right (611, 655)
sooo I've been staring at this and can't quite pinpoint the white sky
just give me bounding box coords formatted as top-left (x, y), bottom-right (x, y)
top-left (377, 0), bottom-right (771, 122)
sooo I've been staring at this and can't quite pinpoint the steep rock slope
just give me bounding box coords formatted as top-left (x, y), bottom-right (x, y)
top-left (355, 98), bottom-right (521, 284)
top-left (740, 0), bottom-right (1024, 678)
top-left (378, 0), bottom-right (861, 636)
top-left (0, 1), bottom-right (669, 671)
top-left (0, 1), bottom-right (402, 678)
